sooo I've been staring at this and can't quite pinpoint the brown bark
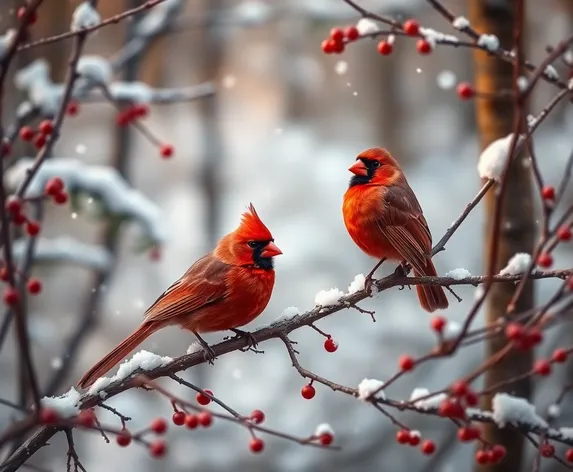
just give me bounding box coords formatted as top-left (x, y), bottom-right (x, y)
top-left (470, 1), bottom-right (535, 472)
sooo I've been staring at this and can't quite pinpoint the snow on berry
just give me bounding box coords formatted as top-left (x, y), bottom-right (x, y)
top-left (452, 16), bottom-right (470, 30)
top-left (492, 393), bottom-right (548, 429)
top-left (477, 34), bottom-right (500, 51)
top-left (445, 268), bottom-right (471, 279)
top-left (41, 387), bottom-right (81, 419)
top-left (499, 252), bottom-right (532, 275)
top-left (314, 423), bottom-right (334, 438)
top-left (357, 378), bottom-right (385, 401)
top-left (477, 133), bottom-right (524, 181)
top-left (356, 18), bottom-right (380, 35)
top-left (71, 1), bottom-right (101, 31)
top-left (315, 288), bottom-right (344, 307)
top-left (347, 274), bottom-right (365, 294)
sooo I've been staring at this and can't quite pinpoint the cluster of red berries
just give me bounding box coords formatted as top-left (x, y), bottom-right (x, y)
top-left (321, 26), bottom-right (359, 55)
top-left (116, 104), bottom-right (149, 127)
top-left (324, 336), bottom-right (338, 353)
top-left (396, 430), bottom-right (435, 454)
top-left (530, 348), bottom-right (569, 377)
top-left (475, 445), bottom-right (507, 464)
top-left (504, 322), bottom-right (544, 351)
top-left (4, 195), bottom-right (43, 237)
top-left (437, 381), bottom-right (479, 420)
top-left (19, 120), bottom-right (54, 149)
top-left (171, 410), bottom-right (213, 428)
top-left (44, 176), bottom-right (69, 205)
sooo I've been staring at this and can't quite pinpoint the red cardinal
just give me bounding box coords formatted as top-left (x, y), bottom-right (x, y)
top-left (78, 204), bottom-right (282, 388)
top-left (342, 148), bottom-right (448, 312)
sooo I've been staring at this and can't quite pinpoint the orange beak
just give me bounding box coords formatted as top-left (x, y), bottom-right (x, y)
top-left (261, 241), bottom-right (282, 258)
top-left (348, 160), bottom-right (368, 176)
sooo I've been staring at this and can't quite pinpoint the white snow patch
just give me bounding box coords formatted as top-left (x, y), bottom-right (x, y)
top-left (314, 423), bottom-right (334, 436)
top-left (452, 16), bottom-right (470, 30)
top-left (347, 274), bottom-right (365, 294)
top-left (499, 253), bottom-right (532, 276)
top-left (559, 427), bottom-right (573, 438)
top-left (186, 342), bottom-right (202, 355)
top-left (477, 133), bottom-right (524, 181)
top-left (547, 404), bottom-right (561, 419)
top-left (492, 393), bottom-right (547, 428)
top-left (544, 65), bottom-right (559, 80)
top-left (14, 60), bottom-right (63, 115)
top-left (445, 268), bottom-right (471, 279)
top-left (315, 288), bottom-right (344, 307)
top-left (41, 387), bottom-right (81, 418)
top-left (436, 70), bottom-right (456, 90)
top-left (335, 60), bottom-right (348, 75)
top-left (477, 34), bottom-right (500, 51)
top-left (410, 388), bottom-right (448, 409)
top-left (276, 306), bottom-right (300, 323)
top-left (77, 56), bottom-right (112, 84)
top-left (357, 378), bottom-right (385, 401)
top-left (71, 2), bottom-right (101, 31)
top-left (419, 27), bottom-right (458, 47)
top-left (108, 81), bottom-right (153, 103)
top-left (356, 18), bottom-right (379, 35)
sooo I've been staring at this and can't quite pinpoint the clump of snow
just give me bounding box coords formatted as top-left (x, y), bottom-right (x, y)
top-left (559, 427), bottom-right (573, 438)
top-left (14, 60), bottom-right (63, 115)
top-left (443, 321), bottom-right (461, 340)
top-left (499, 253), bottom-right (532, 276)
top-left (452, 16), bottom-right (470, 30)
top-left (87, 377), bottom-right (113, 396)
top-left (419, 27), bottom-right (458, 47)
top-left (135, 0), bottom-right (181, 37)
top-left (315, 288), bottom-right (344, 307)
top-left (187, 342), bottom-right (202, 355)
top-left (6, 158), bottom-right (167, 244)
top-left (544, 65), bottom-right (559, 80)
top-left (12, 236), bottom-right (112, 271)
top-left (41, 387), bottom-right (81, 418)
top-left (0, 29), bottom-right (16, 60)
top-left (357, 378), bottom-right (385, 401)
top-left (386, 34), bottom-right (396, 45)
top-left (410, 388), bottom-right (448, 409)
top-left (356, 18), bottom-right (379, 35)
top-left (547, 404), bottom-right (561, 419)
top-left (436, 70), bottom-right (456, 90)
top-left (445, 268), bottom-right (471, 279)
top-left (477, 34), bottom-right (500, 51)
top-left (71, 2), bottom-right (101, 31)
top-left (516, 76), bottom-right (528, 91)
top-left (77, 56), bottom-right (112, 84)
top-left (108, 81), bottom-right (153, 103)
top-left (335, 60), bottom-right (348, 75)
top-left (314, 423), bottom-right (334, 436)
top-left (347, 274), bottom-right (365, 294)
top-left (492, 393), bottom-right (547, 428)
top-left (477, 133), bottom-right (524, 181)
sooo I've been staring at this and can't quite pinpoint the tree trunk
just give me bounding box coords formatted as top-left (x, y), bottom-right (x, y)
top-left (470, 1), bottom-right (535, 472)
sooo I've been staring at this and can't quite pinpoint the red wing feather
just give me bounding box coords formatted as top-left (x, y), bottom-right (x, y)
top-left (143, 254), bottom-right (230, 324)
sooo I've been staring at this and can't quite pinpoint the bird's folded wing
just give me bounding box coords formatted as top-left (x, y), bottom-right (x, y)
top-left (143, 255), bottom-right (229, 323)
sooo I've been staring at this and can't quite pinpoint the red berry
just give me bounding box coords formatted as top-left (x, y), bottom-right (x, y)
top-left (134, 104), bottom-right (149, 118)
top-left (5, 196), bottom-right (22, 214)
top-left (250, 409), bottom-right (265, 424)
top-left (321, 39), bottom-right (336, 54)
top-left (408, 433), bottom-right (420, 446)
top-left (540, 443), bottom-right (555, 457)
top-left (2, 140), bottom-right (11, 157)
top-left (345, 26), bottom-right (359, 41)
top-left (184, 414), bottom-right (198, 429)
top-left (116, 110), bottom-right (131, 127)
top-left (0, 268), bottom-right (7, 281)
top-left (198, 411), bottom-right (213, 427)
top-left (116, 430), bottom-right (132, 446)
top-left (403, 19), bottom-right (420, 36)
top-left (416, 39), bottom-right (432, 55)
top-left (172, 411), bottom-right (185, 426)
top-left (4, 287), bottom-right (20, 306)
top-left (76, 409), bottom-right (96, 428)
top-left (457, 82), bottom-right (475, 100)
top-left (399, 355), bottom-right (415, 372)
top-left (66, 101), bottom-right (79, 116)
top-left (528, 327), bottom-right (543, 345)
top-left (421, 439), bottom-right (436, 455)
top-left (319, 432), bottom-right (334, 446)
top-left (45, 177), bottom-right (64, 196)
top-left (552, 348), bottom-right (568, 363)
top-left (33, 133), bottom-right (46, 149)
top-left (39, 120), bottom-right (54, 135)
top-left (505, 322), bottom-right (523, 340)
top-left (12, 212), bottom-right (26, 225)
top-left (53, 191), bottom-right (69, 205)
top-left (475, 450), bottom-right (489, 464)
top-left (324, 337), bottom-right (338, 353)
top-left (566, 448), bottom-right (573, 462)
top-left (542, 185), bottom-right (555, 200)
top-left (331, 40), bottom-right (344, 54)
top-left (537, 252), bottom-right (553, 268)
top-left (490, 444), bottom-right (506, 462)
top-left (465, 390), bottom-right (479, 407)
top-left (160, 144), bottom-right (174, 159)
top-left (450, 380), bottom-right (468, 397)
top-left (19, 126), bottom-right (34, 142)
top-left (430, 315), bottom-right (446, 333)
top-left (151, 417), bottom-right (168, 434)
top-left (377, 40), bottom-right (393, 55)
top-left (438, 398), bottom-right (465, 418)
top-left (149, 440), bottom-right (167, 458)
top-left (249, 438), bottom-right (264, 454)
top-left (17, 7), bottom-right (37, 25)
top-left (196, 389), bottom-right (213, 406)
top-left (457, 426), bottom-right (480, 442)
top-left (27, 278), bottom-right (42, 295)
top-left (39, 407), bottom-right (59, 425)
top-left (26, 221), bottom-right (40, 236)
top-left (557, 226), bottom-right (572, 241)
top-left (330, 28), bottom-right (344, 42)
top-left (301, 384), bottom-right (316, 400)
top-left (396, 429), bottom-right (410, 444)
top-left (534, 359), bottom-right (551, 376)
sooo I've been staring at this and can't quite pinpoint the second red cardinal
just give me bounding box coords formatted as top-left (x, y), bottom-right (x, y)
top-left (78, 204), bottom-right (282, 388)
top-left (342, 148), bottom-right (448, 312)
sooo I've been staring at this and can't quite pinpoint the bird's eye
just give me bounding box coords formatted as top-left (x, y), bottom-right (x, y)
top-left (372, 161), bottom-right (381, 168)
top-left (247, 241), bottom-right (258, 248)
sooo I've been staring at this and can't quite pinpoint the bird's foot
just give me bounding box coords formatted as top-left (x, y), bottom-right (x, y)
top-left (393, 263), bottom-right (412, 290)
top-left (364, 258), bottom-right (386, 295)
top-left (230, 328), bottom-right (259, 352)
top-left (193, 331), bottom-right (217, 365)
